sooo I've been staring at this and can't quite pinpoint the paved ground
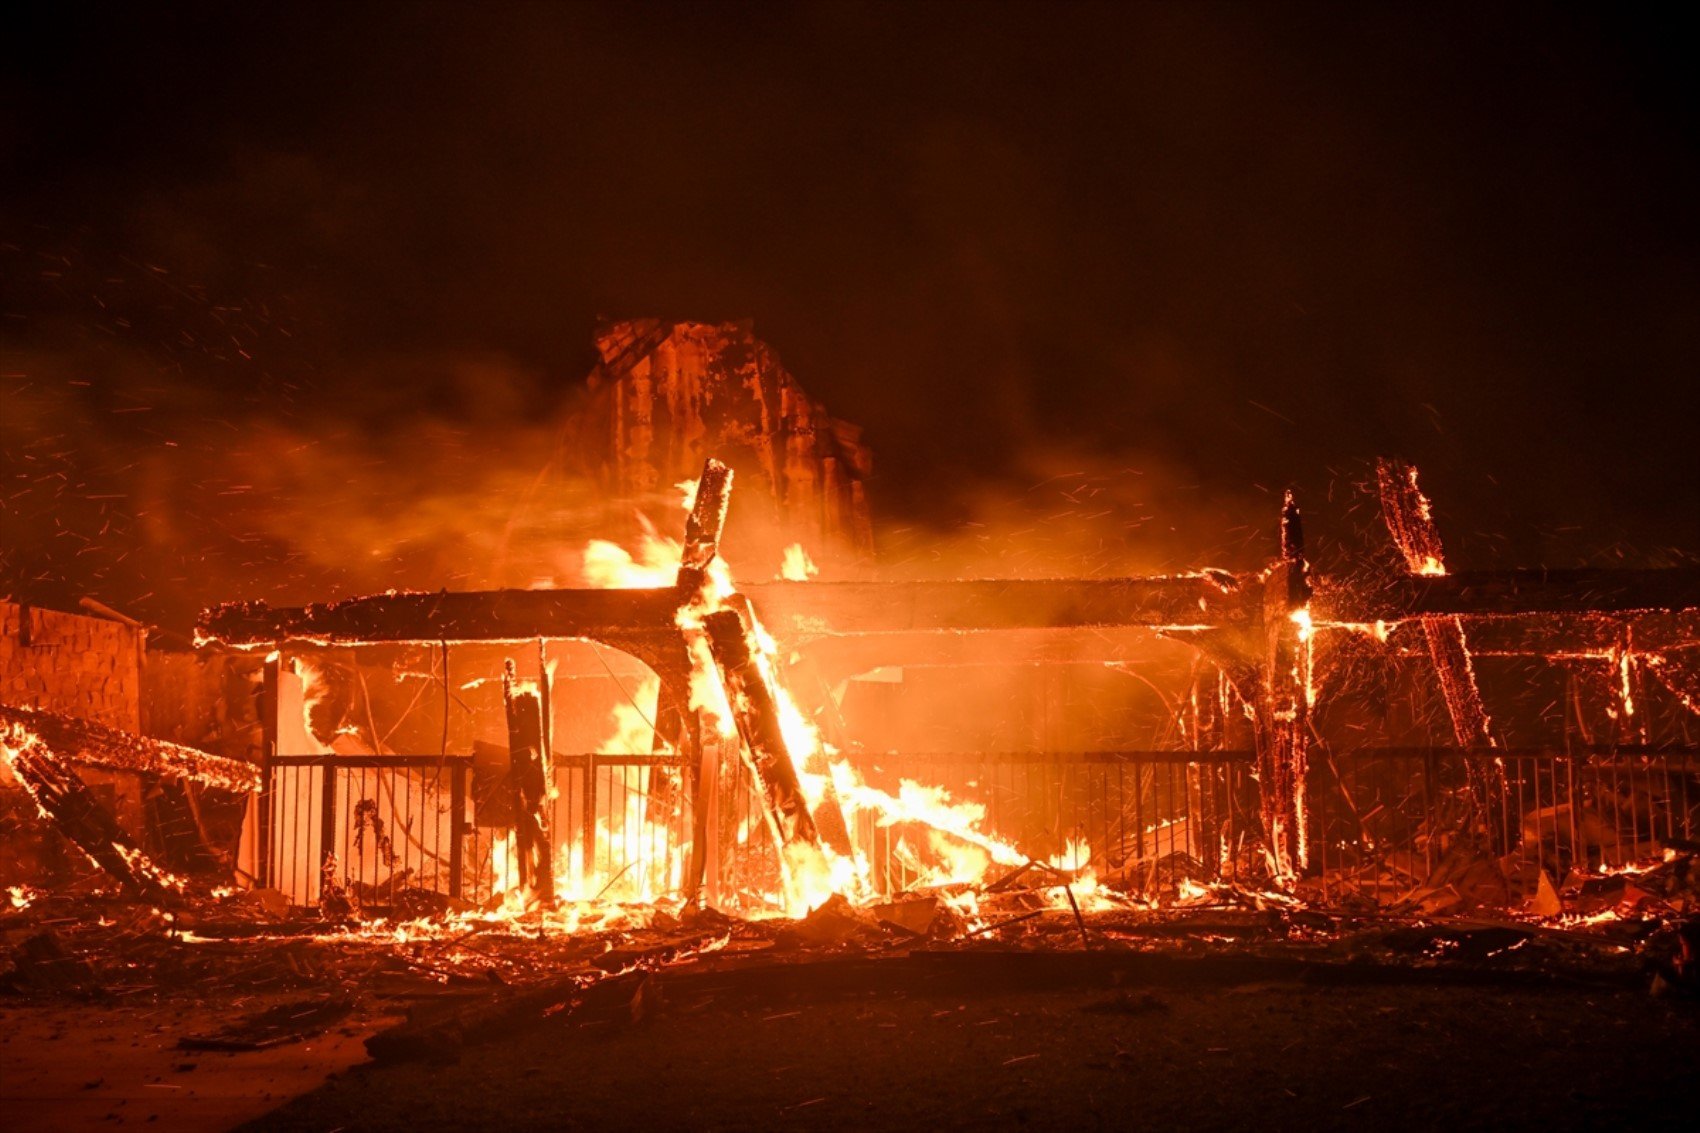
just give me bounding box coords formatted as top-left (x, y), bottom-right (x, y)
top-left (0, 995), bottom-right (391, 1132)
top-left (244, 975), bottom-right (1697, 1132)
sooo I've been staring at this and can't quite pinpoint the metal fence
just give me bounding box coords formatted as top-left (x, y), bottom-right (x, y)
top-left (261, 746), bottom-right (1699, 911)
top-left (261, 753), bottom-right (689, 910)
top-left (849, 751), bottom-right (1259, 895)
top-left (1311, 746), bottom-right (1700, 904)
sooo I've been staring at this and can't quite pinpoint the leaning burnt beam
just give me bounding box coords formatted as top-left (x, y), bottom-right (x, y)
top-left (0, 704), bottom-right (261, 795)
top-left (701, 607), bottom-right (824, 857)
top-left (0, 720), bottom-right (183, 903)
top-left (1375, 458), bottom-right (1496, 750)
top-left (1375, 459), bottom-right (1505, 846)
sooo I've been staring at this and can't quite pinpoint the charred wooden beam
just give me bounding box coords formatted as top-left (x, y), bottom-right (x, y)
top-left (865, 749), bottom-right (1256, 764)
top-left (198, 588), bottom-right (684, 650)
top-left (502, 660), bottom-right (554, 906)
top-left (1323, 568), bottom-right (1700, 622)
top-left (670, 458), bottom-right (734, 900)
top-left (1376, 458), bottom-right (1506, 847)
top-left (196, 576), bottom-right (1244, 648)
top-left (0, 721), bottom-right (181, 903)
top-left (196, 567), bottom-right (1700, 652)
top-left (1377, 612), bottom-right (1700, 658)
top-left (1253, 492), bottom-right (1311, 887)
top-left (745, 575), bottom-right (1252, 636)
top-left (701, 607), bottom-right (823, 856)
top-left (794, 627), bottom-right (1183, 685)
top-left (0, 704), bottom-right (260, 795)
top-left (677, 458), bottom-right (732, 594)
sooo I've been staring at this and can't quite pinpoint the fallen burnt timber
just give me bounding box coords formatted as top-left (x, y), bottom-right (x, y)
top-left (2, 727), bottom-right (183, 903)
top-left (0, 703), bottom-right (261, 794)
top-left (1, 705), bottom-right (260, 900)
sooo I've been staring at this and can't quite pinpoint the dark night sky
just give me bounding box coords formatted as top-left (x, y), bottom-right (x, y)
top-left (2, 2), bottom-right (1697, 626)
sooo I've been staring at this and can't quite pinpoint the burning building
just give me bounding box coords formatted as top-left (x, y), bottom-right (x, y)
top-left (4, 316), bottom-right (1698, 1132)
top-left (7, 6), bottom-right (1699, 1126)
top-left (10, 319), bottom-right (1694, 929)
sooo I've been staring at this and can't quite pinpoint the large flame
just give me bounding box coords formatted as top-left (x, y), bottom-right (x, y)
top-left (570, 484), bottom-right (1059, 917)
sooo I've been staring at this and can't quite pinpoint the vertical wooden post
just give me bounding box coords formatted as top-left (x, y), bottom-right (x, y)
top-left (1255, 491), bottom-right (1311, 887)
top-left (502, 659), bottom-right (554, 905)
top-left (533, 639), bottom-right (573, 893)
top-left (671, 458), bottom-right (736, 904)
top-left (693, 716), bottom-right (722, 905)
top-left (1189, 665), bottom-right (1225, 876)
top-left (448, 760), bottom-right (466, 901)
top-left (257, 653), bottom-right (280, 889)
top-left (319, 752), bottom-right (338, 889)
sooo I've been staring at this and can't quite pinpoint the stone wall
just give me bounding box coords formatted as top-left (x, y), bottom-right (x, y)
top-left (0, 600), bottom-right (142, 729)
top-left (0, 600), bottom-right (147, 888)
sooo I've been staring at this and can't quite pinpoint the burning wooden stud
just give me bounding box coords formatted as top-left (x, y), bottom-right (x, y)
top-left (676, 457), bottom-right (733, 597)
top-left (662, 457), bottom-right (735, 900)
top-left (502, 658), bottom-right (555, 906)
top-left (701, 606), bottom-right (827, 861)
top-left (1255, 490), bottom-right (1311, 887)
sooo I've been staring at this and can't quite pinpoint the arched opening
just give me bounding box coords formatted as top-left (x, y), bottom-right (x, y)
top-left (252, 636), bottom-right (686, 911)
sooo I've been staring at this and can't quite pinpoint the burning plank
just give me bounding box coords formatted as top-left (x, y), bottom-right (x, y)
top-left (663, 458), bottom-right (734, 899)
top-left (677, 457), bottom-right (732, 595)
top-left (0, 704), bottom-right (260, 794)
top-left (0, 720), bottom-right (183, 903)
top-left (701, 606), bottom-right (825, 862)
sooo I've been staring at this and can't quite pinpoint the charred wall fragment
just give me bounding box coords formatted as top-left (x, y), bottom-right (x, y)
top-left (573, 318), bottom-right (875, 566)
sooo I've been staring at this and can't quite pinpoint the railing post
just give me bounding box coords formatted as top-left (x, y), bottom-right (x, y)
top-left (449, 761), bottom-right (466, 901)
top-left (320, 753), bottom-right (338, 894)
top-left (257, 654), bottom-right (279, 889)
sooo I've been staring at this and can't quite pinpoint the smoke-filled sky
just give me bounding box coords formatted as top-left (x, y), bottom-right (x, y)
top-left (3, 2), bottom-right (1697, 629)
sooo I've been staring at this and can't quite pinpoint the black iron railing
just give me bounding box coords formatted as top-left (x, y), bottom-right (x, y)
top-left (260, 746), bottom-right (1699, 910)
